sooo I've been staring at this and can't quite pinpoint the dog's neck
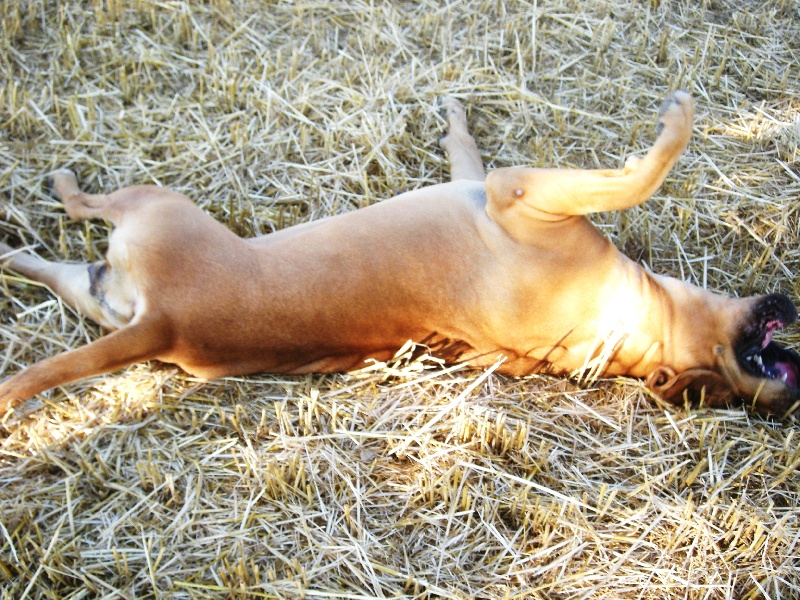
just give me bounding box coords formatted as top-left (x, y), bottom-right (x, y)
top-left (643, 272), bottom-right (733, 374)
top-left (583, 251), bottom-right (730, 379)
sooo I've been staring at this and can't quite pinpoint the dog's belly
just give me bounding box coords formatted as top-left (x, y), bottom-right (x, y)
top-left (148, 186), bottom-right (487, 374)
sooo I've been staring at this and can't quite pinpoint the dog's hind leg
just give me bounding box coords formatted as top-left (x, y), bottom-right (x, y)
top-left (47, 169), bottom-right (123, 222)
top-left (0, 242), bottom-right (132, 330)
top-left (1, 170), bottom-right (140, 328)
top-left (439, 98), bottom-right (486, 182)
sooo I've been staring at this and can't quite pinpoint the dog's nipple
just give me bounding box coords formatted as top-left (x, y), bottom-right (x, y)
top-left (513, 188), bottom-right (524, 198)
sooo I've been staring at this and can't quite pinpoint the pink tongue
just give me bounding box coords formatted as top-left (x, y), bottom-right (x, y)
top-left (774, 361), bottom-right (799, 388)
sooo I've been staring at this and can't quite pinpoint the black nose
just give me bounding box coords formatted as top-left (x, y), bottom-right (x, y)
top-left (754, 293), bottom-right (798, 325)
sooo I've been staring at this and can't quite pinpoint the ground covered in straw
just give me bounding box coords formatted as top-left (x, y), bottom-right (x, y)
top-left (1, 0), bottom-right (799, 598)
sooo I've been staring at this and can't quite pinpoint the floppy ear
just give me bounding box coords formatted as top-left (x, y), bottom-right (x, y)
top-left (646, 366), bottom-right (737, 408)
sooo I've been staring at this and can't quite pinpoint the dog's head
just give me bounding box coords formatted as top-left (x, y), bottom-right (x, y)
top-left (647, 293), bottom-right (800, 417)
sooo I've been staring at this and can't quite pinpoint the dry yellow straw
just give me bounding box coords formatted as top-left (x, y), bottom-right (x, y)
top-left (0, 0), bottom-right (798, 597)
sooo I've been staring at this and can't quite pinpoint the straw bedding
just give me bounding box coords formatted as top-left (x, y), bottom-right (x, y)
top-left (1, 0), bottom-right (799, 597)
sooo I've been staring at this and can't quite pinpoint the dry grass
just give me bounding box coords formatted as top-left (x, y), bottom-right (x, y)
top-left (1, 0), bottom-right (799, 598)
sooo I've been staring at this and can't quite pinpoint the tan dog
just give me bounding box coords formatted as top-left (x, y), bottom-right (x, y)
top-left (1, 92), bottom-right (799, 418)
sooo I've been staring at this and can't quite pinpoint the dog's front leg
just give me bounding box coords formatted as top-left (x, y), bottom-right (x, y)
top-left (439, 98), bottom-right (486, 182)
top-left (485, 91), bottom-right (694, 228)
top-left (0, 317), bottom-right (169, 418)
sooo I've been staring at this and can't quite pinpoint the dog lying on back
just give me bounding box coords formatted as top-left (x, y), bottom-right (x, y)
top-left (1, 92), bottom-right (798, 419)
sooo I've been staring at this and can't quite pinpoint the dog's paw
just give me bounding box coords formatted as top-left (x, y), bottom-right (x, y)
top-left (655, 91), bottom-right (693, 138)
top-left (439, 97), bottom-right (470, 151)
top-left (45, 168), bottom-right (78, 201)
top-left (440, 96), bottom-right (467, 122)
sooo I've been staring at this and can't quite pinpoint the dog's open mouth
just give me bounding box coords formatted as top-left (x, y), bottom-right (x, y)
top-left (742, 338), bottom-right (800, 388)
top-left (737, 295), bottom-right (800, 389)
